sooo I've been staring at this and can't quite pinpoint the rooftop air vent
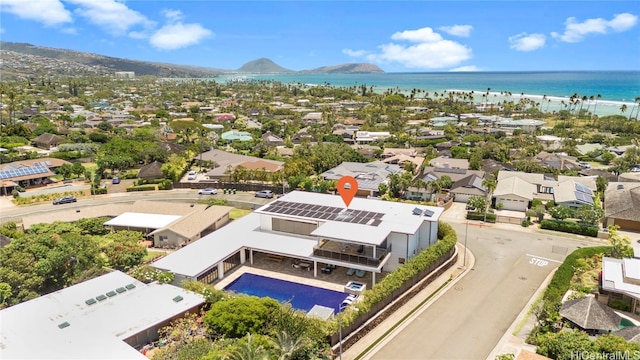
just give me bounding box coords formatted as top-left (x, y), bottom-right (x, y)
top-left (58, 322), bottom-right (70, 329)
top-left (617, 184), bottom-right (624, 190)
top-left (173, 295), bottom-right (184, 302)
top-left (412, 207), bottom-right (423, 216)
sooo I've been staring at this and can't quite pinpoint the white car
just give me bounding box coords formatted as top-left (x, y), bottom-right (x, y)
top-left (198, 188), bottom-right (218, 195)
top-left (187, 171), bottom-right (197, 180)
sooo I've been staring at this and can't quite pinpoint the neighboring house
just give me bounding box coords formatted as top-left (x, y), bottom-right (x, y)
top-left (137, 161), bottom-right (164, 182)
top-left (221, 130), bottom-right (252, 142)
top-left (149, 205), bottom-right (232, 248)
top-left (536, 135), bottom-right (563, 151)
top-left (534, 151), bottom-right (581, 171)
top-left (261, 131), bottom-right (285, 147)
top-left (0, 270), bottom-right (204, 359)
top-left (408, 167), bottom-right (485, 202)
top-left (553, 180), bottom-right (595, 209)
top-left (354, 131), bottom-right (391, 143)
top-left (302, 112), bottom-right (323, 124)
top-left (493, 176), bottom-right (536, 211)
top-left (321, 161), bottom-right (401, 197)
top-left (429, 156), bottom-right (469, 170)
top-left (32, 133), bottom-right (65, 150)
top-left (601, 253), bottom-right (640, 316)
top-left (603, 182), bottom-right (640, 231)
top-left (494, 118), bottom-right (546, 133)
top-left (449, 174), bottom-right (487, 203)
top-left (103, 205), bottom-right (232, 248)
top-left (199, 149), bottom-right (284, 181)
top-left (576, 143), bottom-right (605, 156)
top-left (608, 145), bottom-right (636, 157)
top-left (291, 128), bottom-right (313, 144)
top-left (618, 172), bottom-right (640, 183)
top-left (153, 190), bottom-right (444, 286)
top-left (381, 154), bottom-right (425, 170)
top-left (0, 158), bottom-right (70, 195)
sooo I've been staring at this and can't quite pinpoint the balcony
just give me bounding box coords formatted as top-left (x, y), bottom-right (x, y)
top-left (312, 240), bottom-right (390, 267)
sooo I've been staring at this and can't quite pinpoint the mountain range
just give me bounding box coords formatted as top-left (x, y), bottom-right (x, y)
top-left (0, 42), bottom-right (383, 79)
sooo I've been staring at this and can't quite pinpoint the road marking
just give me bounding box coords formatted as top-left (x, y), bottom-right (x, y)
top-left (526, 254), bottom-right (562, 264)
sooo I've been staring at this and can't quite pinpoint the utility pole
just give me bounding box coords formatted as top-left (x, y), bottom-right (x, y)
top-left (464, 221), bottom-right (468, 267)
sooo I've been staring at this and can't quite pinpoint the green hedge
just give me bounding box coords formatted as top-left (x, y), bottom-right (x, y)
top-left (543, 246), bottom-right (610, 305)
top-left (126, 185), bottom-right (156, 192)
top-left (540, 219), bottom-right (598, 237)
top-left (466, 212), bottom-right (496, 222)
top-left (91, 187), bottom-right (107, 195)
top-left (354, 221), bottom-right (457, 317)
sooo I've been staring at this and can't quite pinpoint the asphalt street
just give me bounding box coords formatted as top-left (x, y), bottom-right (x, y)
top-left (369, 222), bottom-right (601, 360)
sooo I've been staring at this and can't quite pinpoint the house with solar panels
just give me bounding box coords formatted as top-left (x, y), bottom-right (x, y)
top-left (0, 158), bottom-right (70, 195)
top-left (152, 190), bottom-right (443, 286)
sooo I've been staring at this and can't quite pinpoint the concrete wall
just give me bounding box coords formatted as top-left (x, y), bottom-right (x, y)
top-left (495, 195), bottom-right (528, 211)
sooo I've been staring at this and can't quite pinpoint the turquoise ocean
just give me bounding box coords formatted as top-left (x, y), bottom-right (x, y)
top-left (215, 71), bottom-right (640, 116)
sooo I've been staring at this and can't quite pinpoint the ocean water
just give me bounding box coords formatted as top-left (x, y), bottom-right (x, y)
top-left (216, 71), bottom-right (640, 116)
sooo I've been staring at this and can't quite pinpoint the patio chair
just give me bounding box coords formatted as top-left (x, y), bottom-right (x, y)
top-left (340, 294), bottom-right (358, 310)
top-left (355, 269), bottom-right (366, 278)
top-left (346, 268), bottom-right (356, 276)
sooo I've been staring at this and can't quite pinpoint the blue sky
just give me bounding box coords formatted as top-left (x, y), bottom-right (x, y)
top-left (1, 1), bottom-right (638, 72)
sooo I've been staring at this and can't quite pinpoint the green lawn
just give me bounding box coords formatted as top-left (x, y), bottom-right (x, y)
top-left (229, 208), bottom-right (251, 220)
top-left (143, 250), bottom-right (167, 263)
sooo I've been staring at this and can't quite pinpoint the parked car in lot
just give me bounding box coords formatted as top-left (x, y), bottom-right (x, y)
top-left (255, 190), bottom-right (274, 198)
top-left (187, 171), bottom-right (197, 180)
top-left (198, 188), bottom-right (218, 195)
top-left (112, 177), bottom-right (120, 184)
top-left (53, 196), bottom-right (77, 205)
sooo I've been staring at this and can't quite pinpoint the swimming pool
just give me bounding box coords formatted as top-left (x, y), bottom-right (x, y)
top-left (225, 273), bottom-right (351, 314)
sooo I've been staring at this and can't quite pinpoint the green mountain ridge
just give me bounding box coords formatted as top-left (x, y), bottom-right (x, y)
top-left (0, 41), bottom-right (384, 78)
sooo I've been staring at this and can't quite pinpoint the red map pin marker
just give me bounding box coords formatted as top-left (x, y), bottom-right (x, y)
top-left (337, 176), bottom-right (358, 207)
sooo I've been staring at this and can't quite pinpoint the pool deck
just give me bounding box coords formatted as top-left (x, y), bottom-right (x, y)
top-left (214, 252), bottom-right (381, 296)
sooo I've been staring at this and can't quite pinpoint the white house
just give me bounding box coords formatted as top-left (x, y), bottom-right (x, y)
top-left (601, 254), bottom-right (640, 316)
top-left (493, 176), bottom-right (536, 211)
top-left (0, 271), bottom-right (204, 359)
top-left (153, 191), bottom-right (443, 286)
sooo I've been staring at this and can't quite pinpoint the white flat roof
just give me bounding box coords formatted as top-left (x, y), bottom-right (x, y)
top-left (152, 213), bottom-right (317, 278)
top-left (602, 257), bottom-right (640, 301)
top-left (104, 212), bottom-right (181, 229)
top-left (153, 191), bottom-right (443, 278)
top-left (0, 271), bottom-right (204, 359)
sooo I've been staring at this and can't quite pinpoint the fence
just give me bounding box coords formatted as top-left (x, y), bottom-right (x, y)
top-left (496, 214), bottom-right (525, 225)
top-left (329, 246), bottom-right (457, 350)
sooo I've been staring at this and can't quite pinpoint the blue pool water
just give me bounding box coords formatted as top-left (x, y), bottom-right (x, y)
top-left (225, 273), bottom-right (350, 314)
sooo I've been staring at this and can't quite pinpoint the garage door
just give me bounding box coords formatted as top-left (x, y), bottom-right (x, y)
top-left (614, 219), bottom-right (640, 232)
top-left (496, 197), bottom-right (528, 212)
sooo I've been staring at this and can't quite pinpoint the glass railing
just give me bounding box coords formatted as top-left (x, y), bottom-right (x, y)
top-left (312, 245), bottom-right (389, 267)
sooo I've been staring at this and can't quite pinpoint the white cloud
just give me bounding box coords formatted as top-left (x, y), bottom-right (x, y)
top-left (552, 13), bottom-right (638, 43)
top-left (391, 27), bottom-right (443, 43)
top-left (509, 33), bottom-right (546, 51)
top-left (342, 49), bottom-right (369, 57)
top-left (0, 27), bottom-right (4, 34)
top-left (438, 25), bottom-right (473, 37)
top-left (449, 65), bottom-right (480, 72)
top-left (149, 23), bottom-right (213, 50)
top-left (0, 0), bottom-right (71, 26)
top-left (353, 27), bottom-right (471, 69)
top-left (162, 9), bottom-right (184, 22)
top-left (67, 0), bottom-right (154, 36)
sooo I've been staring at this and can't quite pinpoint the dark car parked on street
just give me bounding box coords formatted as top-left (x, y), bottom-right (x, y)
top-left (53, 196), bottom-right (77, 205)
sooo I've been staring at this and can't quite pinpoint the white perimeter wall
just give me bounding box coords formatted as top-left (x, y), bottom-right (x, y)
top-left (388, 232), bottom-right (408, 272)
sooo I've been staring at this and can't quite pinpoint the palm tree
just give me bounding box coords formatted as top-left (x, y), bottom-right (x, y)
top-left (273, 331), bottom-right (306, 360)
top-left (482, 177), bottom-right (498, 222)
top-left (228, 333), bottom-right (271, 360)
top-left (620, 104), bottom-right (628, 116)
top-left (630, 96), bottom-right (640, 120)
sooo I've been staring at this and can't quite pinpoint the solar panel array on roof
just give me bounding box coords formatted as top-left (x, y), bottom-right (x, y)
top-left (574, 182), bottom-right (593, 195)
top-left (0, 165), bottom-right (49, 179)
top-left (262, 201), bottom-right (384, 226)
top-left (574, 191), bottom-right (594, 205)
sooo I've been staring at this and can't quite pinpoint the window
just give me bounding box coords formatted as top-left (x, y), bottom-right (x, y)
top-left (159, 235), bottom-right (168, 242)
top-left (398, 258), bottom-right (406, 264)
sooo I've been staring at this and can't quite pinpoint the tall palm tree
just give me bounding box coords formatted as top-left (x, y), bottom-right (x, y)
top-left (228, 333), bottom-right (271, 360)
top-left (620, 104), bottom-right (628, 116)
top-left (482, 177), bottom-right (498, 222)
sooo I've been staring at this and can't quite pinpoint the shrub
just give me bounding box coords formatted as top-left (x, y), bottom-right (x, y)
top-left (91, 187), bottom-right (107, 195)
top-left (157, 179), bottom-right (173, 190)
top-left (522, 220), bottom-right (531, 227)
top-left (608, 299), bottom-right (631, 312)
top-left (540, 219), bottom-right (598, 237)
top-left (126, 185), bottom-right (156, 192)
top-left (466, 212), bottom-right (496, 222)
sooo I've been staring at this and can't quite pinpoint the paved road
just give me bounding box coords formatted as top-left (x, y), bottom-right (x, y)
top-left (369, 222), bottom-right (600, 360)
top-left (0, 189), bottom-right (273, 222)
